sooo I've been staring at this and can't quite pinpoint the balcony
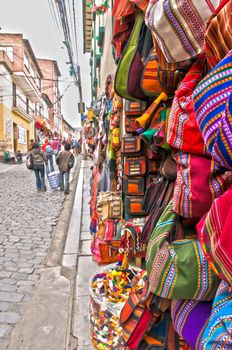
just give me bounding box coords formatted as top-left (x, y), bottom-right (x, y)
top-left (12, 94), bottom-right (35, 122)
top-left (12, 72), bottom-right (43, 104)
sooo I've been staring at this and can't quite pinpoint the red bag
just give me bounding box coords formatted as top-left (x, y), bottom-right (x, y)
top-left (167, 57), bottom-right (208, 155)
top-left (173, 152), bottom-right (229, 218)
top-left (120, 288), bottom-right (154, 350)
top-left (124, 156), bottom-right (146, 176)
top-left (91, 237), bottom-right (121, 265)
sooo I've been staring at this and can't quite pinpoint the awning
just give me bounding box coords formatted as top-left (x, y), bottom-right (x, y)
top-left (35, 117), bottom-right (46, 130)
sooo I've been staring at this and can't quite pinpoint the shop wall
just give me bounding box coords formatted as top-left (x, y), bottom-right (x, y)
top-left (98, 12), bottom-right (117, 92)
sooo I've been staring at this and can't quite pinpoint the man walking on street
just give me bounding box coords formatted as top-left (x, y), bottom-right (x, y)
top-left (56, 143), bottom-right (74, 194)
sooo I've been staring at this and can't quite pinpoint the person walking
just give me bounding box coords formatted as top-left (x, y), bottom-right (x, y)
top-left (56, 143), bottom-right (74, 194)
top-left (52, 137), bottom-right (61, 156)
top-left (26, 143), bottom-right (48, 191)
top-left (42, 138), bottom-right (54, 173)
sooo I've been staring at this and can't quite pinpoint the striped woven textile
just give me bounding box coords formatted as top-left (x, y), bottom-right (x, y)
top-left (194, 50), bottom-right (232, 170)
top-left (173, 153), bottom-right (228, 219)
top-left (171, 299), bottom-right (212, 349)
top-left (198, 280), bottom-right (232, 350)
top-left (197, 187), bottom-right (232, 286)
top-left (205, 0), bottom-right (232, 68)
top-left (145, 0), bottom-right (220, 63)
top-left (146, 201), bottom-right (219, 300)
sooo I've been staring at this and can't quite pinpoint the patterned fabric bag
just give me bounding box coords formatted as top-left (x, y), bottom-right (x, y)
top-left (91, 237), bottom-right (121, 265)
top-left (171, 299), bottom-right (212, 349)
top-left (124, 156), bottom-right (147, 176)
top-left (112, 0), bottom-right (135, 62)
top-left (141, 48), bottom-right (179, 97)
top-left (115, 11), bottom-right (152, 101)
top-left (125, 196), bottom-right (146, 217)
top-left (145, 0), bottom-right (220, 63)
top-left (146, 202), bottom-right (219, 300)
top-left (123, 176), bottom-right (145, 196)
top-left (121, 136), bottom-right (142, 156)
top-left (204, 0), bottom-right (232, 68)
top-left (125, 100), bottom-right (147, 117)
top-left (167, 57), bottom-right (208, 155)
top-left (173, 152), bottom-right (228, 218)
top-left (198, 280), bottom-right (232, 350)
top-left (197, 186), bottom-right (232, 285)
top-left (141, 155), bottom-right (177, 244)
top-left (194, 50), bottom-right (232, 170)
top-left (120, 288), bottom-right (154, 350)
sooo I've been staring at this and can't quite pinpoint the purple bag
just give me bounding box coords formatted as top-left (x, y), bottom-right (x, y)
top-left (171, 299), bottom-right (212, 349)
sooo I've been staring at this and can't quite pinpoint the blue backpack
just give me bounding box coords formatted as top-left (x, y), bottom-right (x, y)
top-left (46, 145), bottom-right (53, 156)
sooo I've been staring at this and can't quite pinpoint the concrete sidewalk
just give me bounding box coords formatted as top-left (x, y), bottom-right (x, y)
top-left (62, 159), bottom-right (97, 349)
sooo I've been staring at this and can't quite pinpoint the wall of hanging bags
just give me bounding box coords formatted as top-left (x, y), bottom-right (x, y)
top-left (87, 0), bottom-right (232, 349)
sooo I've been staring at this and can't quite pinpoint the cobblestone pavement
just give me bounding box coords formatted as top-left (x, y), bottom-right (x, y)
top-left (0, 165), bottom-right (65, 349)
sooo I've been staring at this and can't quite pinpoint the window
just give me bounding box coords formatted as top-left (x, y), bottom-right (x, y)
top-left (24, 53), bottom-right (29, 69)
top-left (0, 46), bottom-right (14, 62)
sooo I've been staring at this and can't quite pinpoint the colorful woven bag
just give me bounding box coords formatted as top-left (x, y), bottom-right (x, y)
top-left (204, 0), bottom-right (232, 68)
top-left (194, 50), bottom-right (232, 170)
top-left (173, 152), bottom-right (228, 218)
top-left (145, 0), bottom-right (220, 63)
top-left (146, 202), bottom-right (219, 300)
top-left (171, 299), bottom-right (212, 349)
top-left (198, 280), bottom-right (232, 350)
top-left (167, 57), bottom-right (208, 155)
top-left (120, 288), bottom-right (154, 350)
top-left (197, 186), bottom-right (232, 285)
top-left (141, 48), bottom-right (180, 97)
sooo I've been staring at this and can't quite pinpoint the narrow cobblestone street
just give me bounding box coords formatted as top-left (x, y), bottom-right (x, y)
top-left (0, 164), bottom-right (65, 349)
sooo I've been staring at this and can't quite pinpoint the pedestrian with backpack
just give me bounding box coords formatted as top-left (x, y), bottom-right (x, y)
top-left (42, 138), bottom-right (54, 173)
top-left (26, 143), bottom-right (48, 191)
top-left (56, 143), bottom-right (74, 194)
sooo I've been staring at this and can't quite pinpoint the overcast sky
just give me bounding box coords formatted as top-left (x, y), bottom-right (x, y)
top-left (0, 0), bottom-right (91, 127)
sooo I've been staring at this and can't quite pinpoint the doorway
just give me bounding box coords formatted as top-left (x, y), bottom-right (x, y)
top-left (13, 123), bottom-right (18, 153)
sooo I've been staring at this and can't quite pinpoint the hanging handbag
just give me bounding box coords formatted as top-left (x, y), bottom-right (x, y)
top-left (124, 156), bottom-right (146, 176)
top-left (125, 100), bottom-right (147, 117)
top-left (141, 155), bottom-right (177, 244)
top-left (167, 57), bottom-right (208, 155)
top-left (194, 50), bottom-right (232, 170)
top-left (125, 196), bottom-right (146, 217)
top-left (171, 299), bottom-right (212, 350)
top-left (123, 176), bottom-right (145, 196)
top-left (141, 47), bottom-right (184, 97)
top-left (115, 11), bottom-right (152, 101)
top-left (145, 0), bottom-right (220, 63)
top-left (204, 0), bottom-right (232, 68)
top-left (120, 287), bottom-right (154, 350)
top-left (198, 280), bottom-right (232, 350)
top-left (197, 186), bottom-right (232, 285)
top-left (121, 136), bottom-right (142, 155)
top-left (173, 152), bottom-right (229, 219)
top-left (146, 202), bottom-right (220, 300)
top-left (91, 237), bottom-right (121, 265)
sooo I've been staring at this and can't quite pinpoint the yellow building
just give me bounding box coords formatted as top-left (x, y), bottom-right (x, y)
top-left (0, 34), bottom-right (46, 157)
